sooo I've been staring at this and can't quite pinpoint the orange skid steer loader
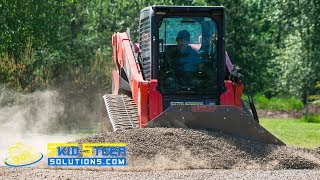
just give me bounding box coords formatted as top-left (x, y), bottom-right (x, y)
top-left (100, 6), bottom-right (284, 145)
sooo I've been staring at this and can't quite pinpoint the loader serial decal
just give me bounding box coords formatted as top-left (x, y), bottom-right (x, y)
top-left (170, 102), bottom-right (203, 106)
top-left (47, 143), bottom-right (126, 166)
top-left (4, 142), bottom-right (43, 167)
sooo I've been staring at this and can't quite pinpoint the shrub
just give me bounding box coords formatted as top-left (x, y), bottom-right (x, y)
top-left (253, 93), bottom-right (269, 109)
top-left (253, 94), bottom-right (304, 111)
top-left (287, 97), bottom-right (304, 110)
top-left (300, 114), bottom-right (320, 123)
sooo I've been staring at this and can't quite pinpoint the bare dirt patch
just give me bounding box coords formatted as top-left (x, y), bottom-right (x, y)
top-left (257, 104), bottom-right (320, 119)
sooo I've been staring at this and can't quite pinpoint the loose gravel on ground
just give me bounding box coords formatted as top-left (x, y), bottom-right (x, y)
top-left (1, 128), bottom-right (319, 179)
top-left (1, 168), bottom-right (320, 180)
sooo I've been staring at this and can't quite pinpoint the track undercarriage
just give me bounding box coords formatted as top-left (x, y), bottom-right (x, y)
top-left (101, 94), bottom-right (138, 132)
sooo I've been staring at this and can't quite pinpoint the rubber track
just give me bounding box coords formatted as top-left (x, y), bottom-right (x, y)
top-left (102, 94), bottom-right (139, 131)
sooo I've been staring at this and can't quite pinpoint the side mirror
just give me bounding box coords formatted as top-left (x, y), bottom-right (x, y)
top-left (230, 65), bottom-right (243, 83)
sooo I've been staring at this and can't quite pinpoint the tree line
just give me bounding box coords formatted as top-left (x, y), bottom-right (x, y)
top-left (0, 0), bottom-right (319, 102)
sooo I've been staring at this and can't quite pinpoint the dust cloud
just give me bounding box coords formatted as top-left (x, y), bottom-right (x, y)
top-left (0, 88), bottom-right (99, 166)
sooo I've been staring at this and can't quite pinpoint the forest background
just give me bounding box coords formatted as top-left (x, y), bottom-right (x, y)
top-left (1, 0), bottom-right (319, 131)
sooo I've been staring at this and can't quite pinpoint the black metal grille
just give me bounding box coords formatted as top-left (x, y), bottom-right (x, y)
top-left (139, 16), bottom-right (151, 80)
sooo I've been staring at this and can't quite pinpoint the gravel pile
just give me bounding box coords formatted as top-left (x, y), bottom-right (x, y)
top-left (76, 128), bottom-right (320, 171)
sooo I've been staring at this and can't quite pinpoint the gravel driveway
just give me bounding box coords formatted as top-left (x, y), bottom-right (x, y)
top-left (1, 168), bottom-right (320, 180)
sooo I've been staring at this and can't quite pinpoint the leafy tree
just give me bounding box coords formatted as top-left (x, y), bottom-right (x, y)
top-left (0, 0), bottom-right (319, 102)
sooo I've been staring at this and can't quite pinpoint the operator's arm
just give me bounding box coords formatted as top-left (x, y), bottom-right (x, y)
top-left (166, 46), bottom-right (180, 69)
top-left (190, 48), bottom-right (204, 72)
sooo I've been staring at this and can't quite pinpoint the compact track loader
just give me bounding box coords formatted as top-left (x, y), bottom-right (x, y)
top-left (100, 5), bottom-right (284, 145)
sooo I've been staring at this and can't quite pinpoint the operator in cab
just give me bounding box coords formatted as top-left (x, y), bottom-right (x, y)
top-left (175, 30), bottom-right (202, 73)
top-left (166, 30), bottom-right (203, 86)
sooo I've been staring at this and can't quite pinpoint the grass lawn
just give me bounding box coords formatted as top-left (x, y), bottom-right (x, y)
top-left (260, 118), bottom-right (320, 148)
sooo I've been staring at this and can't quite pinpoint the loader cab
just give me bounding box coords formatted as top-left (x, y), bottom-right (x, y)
top-left (139, 6), bottom-right (226, 105)
top-left (158, 17), bottom-right (218, 95)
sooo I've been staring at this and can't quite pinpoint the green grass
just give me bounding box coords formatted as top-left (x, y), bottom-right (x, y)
top-left (72, 129), bottom-right (97, 138)
top-left (260, 118), bottom-right (320, 148)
